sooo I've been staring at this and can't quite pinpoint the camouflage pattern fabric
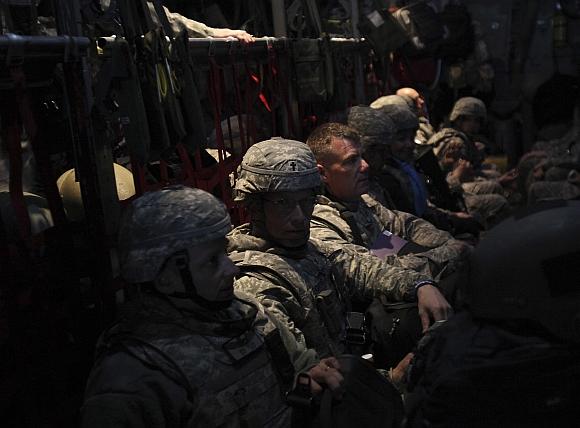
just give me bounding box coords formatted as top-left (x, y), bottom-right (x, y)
top-left (311, 194), bottom-right (472, 282)
top-left (370, 95), bottom-right (412, 110)
top-left (234, 138), bottom-right (321, 202)
top-left (460, 178), bottom-right (504, 196)
top-left (415, 117), bottom-right (435, 145)
top-left (428, 127), bottom-right (480, 169)
top-left (118, 186), bottom-right (231, 283)
top-left (528, 180), bottom-right (580, 204)
top-left (228, 225), bottom-right (431, 358)
top-left (347, 106), bottom-right (396, 148)
top-left (449, 97), bottom-right (487, 122)
top-left (82, 293), bottom-right (305, 428)
top-left (374, 104), bottom-right (420, 132)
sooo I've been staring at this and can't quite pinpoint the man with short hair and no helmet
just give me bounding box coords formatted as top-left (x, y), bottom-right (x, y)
top-left (229, 138), bottom-right (447, 364)
top-left (406, 200), bottom-right (580, 427)
top-left (396, 87), bottom-right (435, 145)
top-left (81, 185), bottom-right (342, 428)
top-left (306, 120), bottom-right (470, 307)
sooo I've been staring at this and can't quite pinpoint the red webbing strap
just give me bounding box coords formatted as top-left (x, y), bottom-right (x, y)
top-left (207, 57), bottom-right (228, 200)
top-left (243, 60), bottom-right (258, 145)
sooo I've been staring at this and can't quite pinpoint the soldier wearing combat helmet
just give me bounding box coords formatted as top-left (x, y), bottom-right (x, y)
top-left (363, 99), bottom-right (480, 237)
top-left (230, 138), bottom-right (448, 370)
top-left (428, 97), bottom-right (513, 227)
top-left (81, 185), bottom-right (342, 428)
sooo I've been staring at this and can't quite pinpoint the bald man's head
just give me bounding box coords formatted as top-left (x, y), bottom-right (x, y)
top-left (396, 87), bottom-right (425, 116)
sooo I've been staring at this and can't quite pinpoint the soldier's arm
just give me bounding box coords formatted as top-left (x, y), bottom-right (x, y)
top-left (315, 239), bottom-right (430, 303)
top-left (385, 207), bottom-right (472, 277)
top-left (235, 276), bottom-right (311, 359)
top-left (148, 3), bottom-right (254, 41)
top-left (242, 290), bottom-right (320, 374)
top-left (81, 351), bottom-right (190, 428)
top-left (365, 194), bottom-right (455, 248)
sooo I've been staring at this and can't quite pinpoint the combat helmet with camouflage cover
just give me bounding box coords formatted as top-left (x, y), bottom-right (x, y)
top-left (347, 105), bottom-right (396, 147)
top-left (375, 103), bottom-right (420, 132)
top-left (119, 185), bottom-right (231, 283)
top-left (370, 94), bottom-right (413, 111)
top-left (468, 200), bottom-right (580, 343)
top-left (449, 97), bottom-right (487, 122)
top-left (233, 137), bottom-right (321, 202)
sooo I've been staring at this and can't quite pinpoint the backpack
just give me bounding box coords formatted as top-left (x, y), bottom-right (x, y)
top-left (316, 354), bottom-right (405, 428)
top-left (407, 350), bottom-right (580, 427)
top-left (438, 2), bottom-right (475, 61)
top-left (365, 296), bottom-right (422, 369)
top-left (392, 1), bottom-right (445, 57)
top-left (359, 3), bottom-right (408, 56)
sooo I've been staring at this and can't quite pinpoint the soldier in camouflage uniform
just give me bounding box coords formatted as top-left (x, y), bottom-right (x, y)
top-left (405, 201), bottom-right (580, 427)
top-left (306, 121), bottom-right (471, 304)
top-left (527, 113), bottom-right (580, 204)
top-left (81, 186), bottom-right (342, 428)
top-left (364, 101), bottom-right (481, 236)
top-left (70, 1), bottom-right (255, 41)
top-left (229, 138), bottom-right (450, 361)
top-left (427, 97), bottom-right (513, 225)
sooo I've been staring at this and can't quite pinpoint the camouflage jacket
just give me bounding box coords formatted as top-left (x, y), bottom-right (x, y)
top-left (228, 225), bottom-right (430, 358)
top-left (428, 127), bottom-right (482, 170)
top-left (311, 194), bottom-right (471, 281)
top-left (81, 293), bottom-right (312, 428)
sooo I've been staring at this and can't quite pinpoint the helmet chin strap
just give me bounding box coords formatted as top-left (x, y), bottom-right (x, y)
top-left (172, 251), bottom-right (233, 311)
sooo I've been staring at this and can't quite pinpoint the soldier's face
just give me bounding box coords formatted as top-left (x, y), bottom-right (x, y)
top-left (457, 116), bottom-right (481, 135)
top-left (390, 130), bottom-right (416, 163)
top-left (262, 189), bottom-right (316, 248)
top-left (187, 237), bottom-right (239, 302)
top-left (318, 137), bottom-right (369, 201)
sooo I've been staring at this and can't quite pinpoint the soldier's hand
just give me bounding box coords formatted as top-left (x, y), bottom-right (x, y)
top-left (390, 352), bottom-right (414, 386)
top-left (417, 284), bottom-right (453, 332)
top-left (307, 357), bottom-right (344, 398)
top-left (212, 28), bottom-right (255, 44)
top-left (499, 168), bottom-right (519, 186)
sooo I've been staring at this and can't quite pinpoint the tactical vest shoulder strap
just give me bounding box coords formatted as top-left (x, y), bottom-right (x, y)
top-left (315, 197), bottom-right (366, 247)
top-left (230, 251), bottom-right (304, 304)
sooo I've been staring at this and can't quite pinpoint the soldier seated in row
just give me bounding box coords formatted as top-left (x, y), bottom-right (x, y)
top-left (228, 138), bottom-right (448, 371)
top-left (406, 200), bottom-right (580, 427)
top-left (306, 122), bottom-right (471, 305)
top-left (428, 97), bottom-right (516, 226)
top-left (360, 99), bottom-right (481, 237)
top-left (80, 186), bottom-right (342, 428)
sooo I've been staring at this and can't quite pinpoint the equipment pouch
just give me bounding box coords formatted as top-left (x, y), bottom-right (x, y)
top-left (292, 38), bottom-right (331, 103)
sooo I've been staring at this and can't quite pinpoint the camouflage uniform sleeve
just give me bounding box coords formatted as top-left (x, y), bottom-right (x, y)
top-left (379, 206), bottom-right (471, 276)
top-left (366, 195), bottom-right (454, 248)
top-left (81, 351), bottom-right (190, 428)
top-left (314, 239), bottom-right (431, 303)
top-left (148, 3), bottom-right (215, 37)
top-left (234, 276), bottom-right (314, 364)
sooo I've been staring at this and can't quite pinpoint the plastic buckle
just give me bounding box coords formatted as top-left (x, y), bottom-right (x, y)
top-left (286, 373), bottom-right (313, 408)
top-left (345, 311), bottom-right (366, 346)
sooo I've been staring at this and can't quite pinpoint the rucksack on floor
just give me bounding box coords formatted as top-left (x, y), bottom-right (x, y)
top-left (317, 354), bottom-right (405, 428)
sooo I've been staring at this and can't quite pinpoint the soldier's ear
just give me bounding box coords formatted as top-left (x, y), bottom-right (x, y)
top-left (317, 163), bottom-right (329, 183)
